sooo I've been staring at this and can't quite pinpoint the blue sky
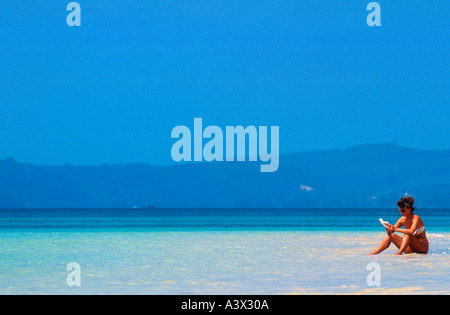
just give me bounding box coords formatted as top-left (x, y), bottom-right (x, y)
top-left (0, 1), bottom-right (448, 165)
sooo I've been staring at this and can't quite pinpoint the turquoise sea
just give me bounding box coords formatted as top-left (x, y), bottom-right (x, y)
top-left (0, 208), bottom-right (449, 295)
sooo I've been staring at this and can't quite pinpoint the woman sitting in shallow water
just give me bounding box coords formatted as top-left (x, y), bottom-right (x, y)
top-left (369, 196), bottom-right (429, 255)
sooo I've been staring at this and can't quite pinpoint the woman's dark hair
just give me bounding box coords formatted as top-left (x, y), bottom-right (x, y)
top-left (397, 196), bottom-right (416, 213)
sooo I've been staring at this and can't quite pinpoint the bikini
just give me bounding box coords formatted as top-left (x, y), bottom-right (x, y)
top-left (413, 226), bottom-right (429, 244)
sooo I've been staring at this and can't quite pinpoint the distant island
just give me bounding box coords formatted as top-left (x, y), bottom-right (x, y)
top-left (0, 144), bottom-right (449, 209)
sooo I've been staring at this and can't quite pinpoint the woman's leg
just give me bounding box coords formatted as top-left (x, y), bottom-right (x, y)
top-left (395, 234), bottom-right (413, 255)
top-left (395, 235), bottom-right (429, 255)
top-left (369, 233), bottom-right (404, 255)
top-left (369, 235), bottom-right (390, 255)
top-left (404, 235), bottom-right (429, 254)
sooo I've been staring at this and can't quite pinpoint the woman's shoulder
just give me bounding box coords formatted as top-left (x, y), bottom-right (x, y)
top-left (397, 216), bottom-right (406, 224)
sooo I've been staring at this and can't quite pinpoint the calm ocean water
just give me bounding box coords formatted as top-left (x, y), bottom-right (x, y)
top-left (1, 208), bottom-right (449, 295)
top-left (0, 208), bottom-right (449, 232)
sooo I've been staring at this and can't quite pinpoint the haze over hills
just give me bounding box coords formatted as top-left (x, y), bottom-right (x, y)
top-left (0, 144), bottom-right (449, 209)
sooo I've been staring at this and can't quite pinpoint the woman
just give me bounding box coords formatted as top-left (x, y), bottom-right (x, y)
top-left (369, 196), bottom-right (429, 255)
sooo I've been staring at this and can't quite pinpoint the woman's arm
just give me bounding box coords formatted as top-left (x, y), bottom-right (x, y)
top-left (386, 218), bottom-right (404, 234)
top-left (393, 216), bottom-right (419, 235)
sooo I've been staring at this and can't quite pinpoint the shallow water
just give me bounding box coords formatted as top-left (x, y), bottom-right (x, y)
top-left (1, 208), bottom-right (449, 295)
top-left (0, 230), bottom-right (448, 295)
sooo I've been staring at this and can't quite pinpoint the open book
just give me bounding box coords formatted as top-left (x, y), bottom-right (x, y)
top-left (379, 218), bottom-right (390, 229)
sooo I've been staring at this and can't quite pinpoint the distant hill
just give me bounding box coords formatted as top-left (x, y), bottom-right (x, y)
top-left (0, 144), bottom-right (449, 208)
